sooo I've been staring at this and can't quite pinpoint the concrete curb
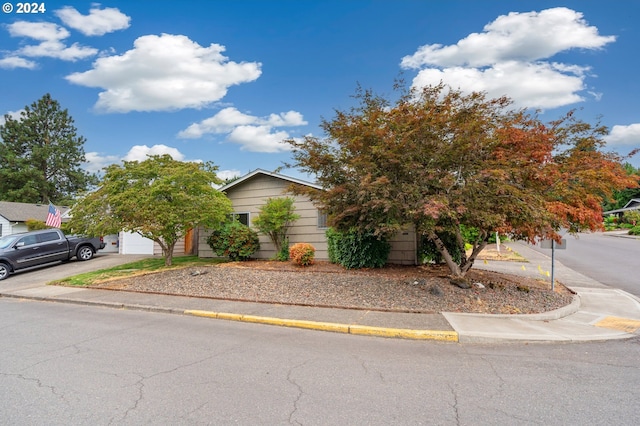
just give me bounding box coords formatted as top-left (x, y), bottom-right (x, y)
top-left (440, 294), bottom-right (581, 321)
top-left (0, 292), bottom-right (458, 341)
top-left (184, 309), bottom-right (459, 341)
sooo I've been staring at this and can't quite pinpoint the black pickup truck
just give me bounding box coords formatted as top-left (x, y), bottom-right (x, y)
top-left (0, 229), bottom-right (106, 280)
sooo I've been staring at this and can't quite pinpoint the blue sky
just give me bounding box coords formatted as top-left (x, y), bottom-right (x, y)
top-left (1, 1), bottom-right (639, 183)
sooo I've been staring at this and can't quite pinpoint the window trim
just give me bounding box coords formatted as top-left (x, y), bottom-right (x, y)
top-left (229, 212), bottom-right (250, 226)
top-left (317, 210), bottom-right (328, 229)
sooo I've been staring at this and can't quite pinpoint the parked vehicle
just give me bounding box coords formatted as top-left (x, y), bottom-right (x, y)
top-left (0, 229), bottom-right (106, 280)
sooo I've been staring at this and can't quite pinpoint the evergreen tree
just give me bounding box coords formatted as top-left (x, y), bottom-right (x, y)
top-left (0, 94), bottom-right (97, 204)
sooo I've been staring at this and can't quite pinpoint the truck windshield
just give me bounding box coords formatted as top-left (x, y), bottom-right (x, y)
top-left (0, 235), bottom-right (18, 249)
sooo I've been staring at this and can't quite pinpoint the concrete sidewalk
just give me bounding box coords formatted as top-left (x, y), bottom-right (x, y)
top-left (1, 242), bottom-right (640, 343)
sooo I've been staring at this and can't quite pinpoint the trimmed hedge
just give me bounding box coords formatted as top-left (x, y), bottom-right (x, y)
top-left (326, 228), bottom-right (390, 269)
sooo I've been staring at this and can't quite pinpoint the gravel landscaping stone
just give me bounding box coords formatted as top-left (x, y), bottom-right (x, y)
top-left (90, 260), bottom-right (574, 315)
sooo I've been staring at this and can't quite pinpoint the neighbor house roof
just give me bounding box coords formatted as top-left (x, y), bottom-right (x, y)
top-left (0, 201), bottom-right (70, 222)
top-left (603, 198), bottom-right (640, 215)
top-left (219, 169), bottom-right (323, 192)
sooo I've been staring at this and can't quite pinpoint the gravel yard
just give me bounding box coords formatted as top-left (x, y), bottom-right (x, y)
top-left (90, 260), bottom-right (574, 315)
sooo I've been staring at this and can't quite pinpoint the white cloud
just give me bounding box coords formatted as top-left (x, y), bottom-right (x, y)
top-left (85, 145), bottom-right (245, 179)
top-left (177, 107), bottom-right (307, 153)
top-left (19, 40), bottom-right (98, 61)
top-left (606, 124), bottom-right (640, 146)
top-left (123, 144), bottom-right (186, 161)
top-left (7, 21), bottom-right (69, 40)
top-left (179, 107), bottom-right (257, 137)
top-left (266, 111), bottom-right (307, 127)
top-left (401, 7), bottom-right (615, 110)
top-left (228, 125), bottom-right (292, 153)
top-left (55, 5), bottom-right (131, 36)
top-left (84, 151), bottom-right (121, 173)
top-left (6, 21), bottom-right (97, 61)
top-left (66, 33), bottom-right (262, 113)
top-left (216, 169), bottom-right (243, 182)
top-left (0, 56), bottom-right (37, 69)
top-left (411, 61), bottom-right (586, 109)
top-left (0, 110), bottom-right (23, 126)
top-left (84, 144), bottom-right (189, 173)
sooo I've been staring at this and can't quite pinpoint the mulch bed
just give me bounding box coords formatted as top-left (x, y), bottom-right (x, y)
top-left (89, 259), bottom-right (574, 315)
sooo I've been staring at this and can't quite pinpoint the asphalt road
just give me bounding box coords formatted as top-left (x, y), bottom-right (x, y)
top-left (1, 299), bottom-right (639, 425)
top-left (527, 232), bottom-right (640, 296)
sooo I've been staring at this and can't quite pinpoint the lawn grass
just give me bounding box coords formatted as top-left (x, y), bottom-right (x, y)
top-left (50, 256), bottom-right (227, 287)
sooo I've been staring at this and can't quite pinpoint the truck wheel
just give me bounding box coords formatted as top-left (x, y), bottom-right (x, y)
top-left (77, 246), bottom-right (94, 261)
top-left (0, 262), bottom-right (10, 280)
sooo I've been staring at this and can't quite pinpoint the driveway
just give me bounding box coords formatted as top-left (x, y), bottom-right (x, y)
top-left (0, 253), bottom-right (151, 292)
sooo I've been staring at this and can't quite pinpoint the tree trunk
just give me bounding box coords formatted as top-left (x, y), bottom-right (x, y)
top-left (428, 231), bottom-right (463, 277)
top-left (461, 240), bottom-right (488, 275)
top-left (164, 241), bottom-right (176, 266)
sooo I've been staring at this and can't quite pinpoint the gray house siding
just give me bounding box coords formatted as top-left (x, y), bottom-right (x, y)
top-left (388, 227), bottom-right (418, 265)
top-left (198, 172), bottom-right (328, 260)
top-left (198, 170), bottom-right (418, 265)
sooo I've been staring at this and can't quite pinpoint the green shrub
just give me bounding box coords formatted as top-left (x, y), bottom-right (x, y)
top-left (206, 221), bottom-right (260, 261)
top-left (622, 211), bottom-right (640, 226)
top-left (276, 237), bottom-right (290, 261)
top-left (289, 243), bottom-right (315, 266)
top-left (25, 218), bottom-right (48, 231)
top-left (252, 197), bottom-right (300, 257)
top-left (629, 225), bottom-right (640, 236)
top-left (326, 228), bottom-right (390, 269)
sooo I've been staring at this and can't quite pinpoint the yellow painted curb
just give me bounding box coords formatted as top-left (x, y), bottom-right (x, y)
top-left (184, 309), bottom-right (458, 341)
top-left (348, 324), bottom-right (459, 341)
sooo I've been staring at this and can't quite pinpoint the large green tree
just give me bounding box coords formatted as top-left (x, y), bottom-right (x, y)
top-left (287, 84), bottom-right (637, 279)
top-left (67, 155), bottom-right (232, 266)
top-left (0, 94), bottom-right (97, 204)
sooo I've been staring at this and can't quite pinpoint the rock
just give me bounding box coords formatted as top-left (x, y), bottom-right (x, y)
top-left (473, 282), bottom-right (485, 289)
top-left (450, 277), bottom-right (472, 289)
top-left (190, 270), bottom-right (209, 276)
top-left (429, 284), bottom-right (444, 297)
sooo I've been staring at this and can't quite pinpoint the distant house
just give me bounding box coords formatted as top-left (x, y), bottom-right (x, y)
top-left (197, 169), bottom-right (418, 264)
top-left (0, 201), bottom-right (70, 237)
top-left (603, 198), bottom-right (640, 218)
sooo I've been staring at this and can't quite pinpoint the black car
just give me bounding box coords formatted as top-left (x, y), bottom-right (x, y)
top-left (0, 229), bottom-right (106, 280)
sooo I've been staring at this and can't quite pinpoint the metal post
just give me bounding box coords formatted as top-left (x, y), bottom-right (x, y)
top-left (551, 240), bottom-right (555, 291)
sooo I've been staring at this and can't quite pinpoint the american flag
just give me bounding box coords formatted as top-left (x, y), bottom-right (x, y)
top-left (46, 203), bottom-right (62, 228)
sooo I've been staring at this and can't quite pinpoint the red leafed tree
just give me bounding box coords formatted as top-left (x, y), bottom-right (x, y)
top-left (287, 84), bottom-right (637, 279)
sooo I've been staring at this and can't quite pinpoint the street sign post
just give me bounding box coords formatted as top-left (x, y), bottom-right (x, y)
top-left (540, 239), bottom-right (566, 291)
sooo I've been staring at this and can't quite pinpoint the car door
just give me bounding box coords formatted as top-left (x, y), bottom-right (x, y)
top-left (11, 234), bottom-right (41, 269)
top-left (36, 231), bottom-right (69, 263)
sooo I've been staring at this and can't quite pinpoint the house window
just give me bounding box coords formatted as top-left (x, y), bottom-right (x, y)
top-left (229, 212), bottom-right (250, 226)
top-left (317, 210), bottom-right (328, 229)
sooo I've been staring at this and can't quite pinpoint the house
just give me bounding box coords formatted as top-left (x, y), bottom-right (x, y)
top-left (0, 201), bottom-right (70, 237)
top-left (197, 169), bottom-right (418, 264)
top-left (603, 199), bottom-right (640, 218)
